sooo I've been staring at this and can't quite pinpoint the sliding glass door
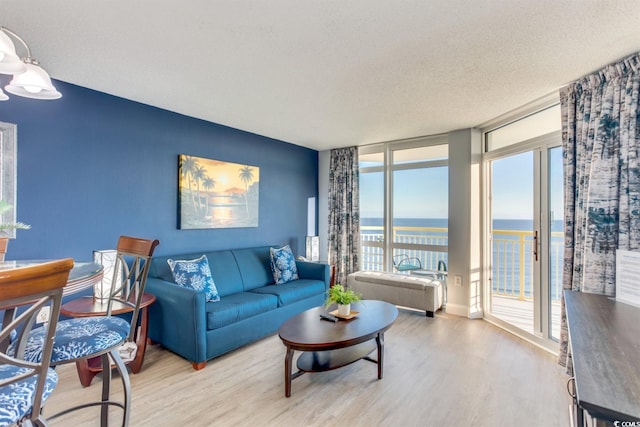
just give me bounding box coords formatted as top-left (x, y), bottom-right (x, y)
top-left (484, 105), bottom-right (563, 349)
top-left (489, 151), bottom-right (536, 334)
top-left (486, 139), bottom-right (562, 346)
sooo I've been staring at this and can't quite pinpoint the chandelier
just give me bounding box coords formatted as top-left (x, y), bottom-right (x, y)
top-left (0, 26), bottom-right (61, 100)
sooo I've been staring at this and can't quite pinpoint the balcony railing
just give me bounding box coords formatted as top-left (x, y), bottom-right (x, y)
top-left (492, 229), bottom-right (564, 302)
top-left (361, 226), bottom-right (448, 271)
top-left (360, 226), bottom-right (564, 303)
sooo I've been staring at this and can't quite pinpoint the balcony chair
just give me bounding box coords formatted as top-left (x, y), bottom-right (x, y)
top-left (407, 260), bottom-right (448, 307)
top-left (0, 258), bottom-right (74, 427)
top-left (435, 260), bottom-right (447, 281)
top-left (19, 235), bottom-right (159, 427)
top-left (392, 254), bottom-right (422, 272)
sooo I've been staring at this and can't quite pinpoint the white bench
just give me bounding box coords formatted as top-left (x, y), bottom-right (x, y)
top-left (347, 271), bottom-right (444, 317)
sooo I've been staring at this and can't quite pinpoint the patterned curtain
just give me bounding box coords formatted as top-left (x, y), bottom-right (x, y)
top-left (328, 146), bottom-right (360, 286)
top-left (558, 53), bottom-right (640, 368)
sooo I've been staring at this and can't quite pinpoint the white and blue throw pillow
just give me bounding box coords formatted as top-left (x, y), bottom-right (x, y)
top-left (270, 245), bottom-right (299, 285)
top-left (167, 255), bottom-right (220, 302)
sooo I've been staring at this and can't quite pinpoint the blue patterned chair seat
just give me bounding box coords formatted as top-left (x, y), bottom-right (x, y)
top-left (12, 317), bottom-right (130, 364)
top-left (0, 324), bottom-right (17, 343)
top-left (0, 365), bottom-right (58, 427)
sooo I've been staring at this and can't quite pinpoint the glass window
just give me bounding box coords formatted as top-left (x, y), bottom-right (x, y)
top-left (360, 170), bottom-right (384, 271)
top-left (359, 139), bottom-right (448, 273)
top-left (393, 167), bottom-right (448, 247)
top-left (393, 145), bottom-right (448, 165)
top-left (486, 105), bottom-right (561, 152)
top-left (359, 152), bottom-right (384, 168)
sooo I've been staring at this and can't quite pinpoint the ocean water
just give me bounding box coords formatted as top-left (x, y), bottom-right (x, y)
top-left (361, 217), bottom-right (564, 299)
top-left (361, 217), bottom-right (564, 231)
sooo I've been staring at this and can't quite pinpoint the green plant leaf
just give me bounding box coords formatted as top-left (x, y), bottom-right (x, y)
top-left (0, 200), bottom-right (31, 230)
top-left (325, 283), bottom-right (362, 306)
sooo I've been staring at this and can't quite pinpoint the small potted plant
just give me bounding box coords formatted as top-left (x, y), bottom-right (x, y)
top-left (325, 284), bottom-right (362, 317)
top-left (0, 200), bottom-right (30, 262)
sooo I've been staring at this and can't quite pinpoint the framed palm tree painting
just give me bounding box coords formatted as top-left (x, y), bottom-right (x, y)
top-left (178, 154), bottom-right (259, 229)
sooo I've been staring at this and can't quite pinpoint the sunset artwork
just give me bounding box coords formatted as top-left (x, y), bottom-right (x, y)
top-left (178, 155), bottom-right (259, 229)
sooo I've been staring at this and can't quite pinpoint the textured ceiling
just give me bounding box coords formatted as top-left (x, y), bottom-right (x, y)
top-left (2, 1), bottom-right (640, 151)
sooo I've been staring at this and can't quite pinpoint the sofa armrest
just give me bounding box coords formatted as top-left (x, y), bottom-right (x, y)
top-left (296, 261), bottom-right (330, 290)
top-left (146, 277), bottom-right (208, 364)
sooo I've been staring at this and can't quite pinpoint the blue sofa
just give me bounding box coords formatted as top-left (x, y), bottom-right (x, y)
top-left (145, 246), bottom-right (330, 370)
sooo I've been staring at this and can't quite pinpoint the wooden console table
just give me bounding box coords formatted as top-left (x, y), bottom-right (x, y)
top-left (564, 291), bottom-right (640, 425)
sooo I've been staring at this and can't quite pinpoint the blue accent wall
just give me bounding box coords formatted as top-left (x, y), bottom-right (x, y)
top-left (0, 81), bottom-right (318, 260)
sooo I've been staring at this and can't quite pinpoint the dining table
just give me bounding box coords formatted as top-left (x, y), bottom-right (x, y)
top-left (0, 259), bottom-right (103, 297)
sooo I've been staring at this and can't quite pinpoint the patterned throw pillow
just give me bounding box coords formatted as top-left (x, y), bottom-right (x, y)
top-left (270, 245), bottom-right (299, 285)
top-left (167, 255), bottom-right (220, 302)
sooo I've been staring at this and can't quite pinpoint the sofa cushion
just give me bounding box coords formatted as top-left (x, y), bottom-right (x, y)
top-left (250, 279), bottom-right (326, 307)
top-left (167, 255), bottom-right (220, 302)
top-left (269, 245), bottom-right (299, 285)
top-left (205, 292), bottom-right (278, 330)
top-left (150, 251), bottom-right (225, 283)
top-left (232, 246), bottom-right (274, 290)
top-left (206, 251), bottom-right (244, 297)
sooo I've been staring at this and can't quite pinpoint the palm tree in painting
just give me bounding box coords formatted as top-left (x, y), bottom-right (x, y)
top-left (193, 165), bottom-right (206, 215)
top-left (202, 176), bottom-right (216, 217)
top-left (239, 166), bottom-right (254, 216)
top-left (180, 156), bottom-right (199, 209)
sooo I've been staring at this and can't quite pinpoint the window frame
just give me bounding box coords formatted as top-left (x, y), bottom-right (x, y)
top-left (359, 134), bottom-right (449, 272)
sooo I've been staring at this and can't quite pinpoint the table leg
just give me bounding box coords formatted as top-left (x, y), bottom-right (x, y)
top-left (75, 357), bottom-right (98, 387)
top-left (285, 347), bottom-right (294, 397)
top-left (376, 333), bottom-right (385, 379)
top-left (131, 306), bottom-right (150, 374)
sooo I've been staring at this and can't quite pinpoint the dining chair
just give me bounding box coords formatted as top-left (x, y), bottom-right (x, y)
top-left (74, 236), bottom-right (160, 384)
top-left (0, 258), bottom-right (74, 427)
top-left (106, 236), bottom-right (160, 348)
top-left (19, 236), bottom-right (159, 427)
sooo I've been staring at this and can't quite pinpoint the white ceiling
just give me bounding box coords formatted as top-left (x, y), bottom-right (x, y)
top-left (2, 1), bottom-right (640, 151)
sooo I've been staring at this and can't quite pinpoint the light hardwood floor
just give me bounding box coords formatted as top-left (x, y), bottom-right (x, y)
top-left (43, 308), bottom-right (572, 426)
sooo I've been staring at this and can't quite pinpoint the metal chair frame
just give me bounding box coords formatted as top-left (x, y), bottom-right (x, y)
top-left (392, 254), bottom-right (423, 272)
top-left (0, 258), bottom-right (74, 427)
top-left (49, 236), bottom-right (159, 427)
top-left (107, 236), bottom-right (160, 342)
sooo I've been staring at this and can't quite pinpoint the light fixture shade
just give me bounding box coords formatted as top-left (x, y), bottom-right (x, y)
top-left (0, 30), bottom-right (26, 75)
top-left (306, 236), bottom-right (320, 262)
top-left (5, 62), bottom-right (61, 99)
top-left (93, 249), bottom-right (122, 302)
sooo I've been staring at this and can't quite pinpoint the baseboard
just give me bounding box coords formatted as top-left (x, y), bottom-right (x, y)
top-left (444, 303), bottom-right (468, 317)
top-left (468, 307), bottom-right (484, 319)
top-left (443, 303), bottom-right (484, 319)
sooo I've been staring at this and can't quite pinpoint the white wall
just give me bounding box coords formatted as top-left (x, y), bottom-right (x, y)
top-left (318, 150), bottom-right (330, 262)
top-left (446, 129), bottom-right (483, 318)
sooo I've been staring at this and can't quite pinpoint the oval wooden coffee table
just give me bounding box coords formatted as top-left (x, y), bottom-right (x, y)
top-left (278, 300), bottom-right (398, 397)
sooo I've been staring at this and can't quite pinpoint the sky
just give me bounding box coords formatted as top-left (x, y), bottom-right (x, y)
top-left (180, 155), bottom-right (259, 194)
top-left (360, 167), bottom-right (448, 219)
top-left (360, 147), bottom-right (563, 221)
top-left (491, 147), bottom-right (563, 220)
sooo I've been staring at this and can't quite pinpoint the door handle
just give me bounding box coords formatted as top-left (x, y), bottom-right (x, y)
top-left (533, 230), bottom-right (539, 262)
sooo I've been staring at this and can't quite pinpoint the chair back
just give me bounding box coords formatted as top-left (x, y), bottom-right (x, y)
top-left (106, 236), bottom-right (159, 341)
top-left (0, 258), bottom-right (74, 426)
top-left (436, 260), bottom-right (447, 281)
top-left (392, 254), bottom-right (422, 272)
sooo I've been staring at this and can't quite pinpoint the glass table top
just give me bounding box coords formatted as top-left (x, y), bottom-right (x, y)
top-left (0, 260), bottom-right (103, 296)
